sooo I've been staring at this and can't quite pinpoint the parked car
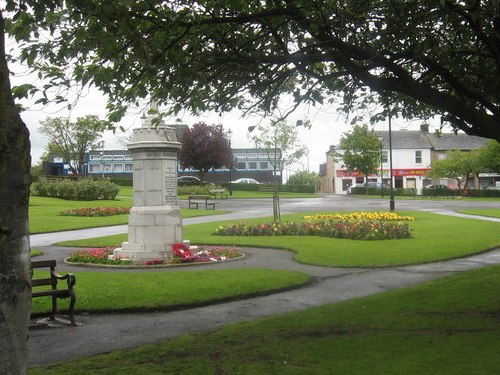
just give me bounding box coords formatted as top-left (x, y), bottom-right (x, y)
top-left (231, 178), bottom-right (261, 184)
top-left (346, 183), bottom-right (364, 195)
top-left (347, 182), bottom-right (384, 195)
top-left (177, 176), bottom-right (201, 185)
top-left (424, 184), bottom-right (451, 190)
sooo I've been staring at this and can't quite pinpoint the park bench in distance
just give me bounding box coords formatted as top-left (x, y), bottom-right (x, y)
top-left (258, 185), bottom-right (279, 193)
top-left (31, 260), bottom-right (77, 326)
top-left (188, 195), bottom-right (216, 210)
top-left (209, 188), bottom-right (229, 199)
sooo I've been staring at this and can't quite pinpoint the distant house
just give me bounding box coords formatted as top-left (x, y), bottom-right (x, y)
top-left (323, 124), bottom-right (494, 194)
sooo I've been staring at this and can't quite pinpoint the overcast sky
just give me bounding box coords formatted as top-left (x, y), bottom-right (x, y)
top-left (9, 40), bottom-right (432, 178)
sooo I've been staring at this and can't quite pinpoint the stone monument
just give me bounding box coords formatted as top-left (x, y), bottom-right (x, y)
top-left (113, 103), bottom-right (183, 263)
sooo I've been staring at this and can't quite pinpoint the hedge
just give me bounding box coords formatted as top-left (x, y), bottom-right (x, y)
top-left (30, 178), bottom-right (119, 200)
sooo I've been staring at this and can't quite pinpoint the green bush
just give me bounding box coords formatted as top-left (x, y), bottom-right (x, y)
top-left (31, 178), bottom-right (119, 200)
top-left (281, 184), bottom-right (315, 193)
top-left (177, 185), bottom-right (212, 195)
top-left (222, 182), bottom-right (260, 191)
top-left (465, 189), bottom-right (500, 198)
top-left (421, 188), bottom-right (461, 197)
top-left (110, 178), bottom-right (133, 186)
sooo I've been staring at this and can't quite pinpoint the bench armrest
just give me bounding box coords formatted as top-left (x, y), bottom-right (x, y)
top-left (51, 271), bottom-right (76, 288)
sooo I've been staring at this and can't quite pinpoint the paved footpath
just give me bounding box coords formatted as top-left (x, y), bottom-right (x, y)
top-left (28, 209), bottom-right (500, 367)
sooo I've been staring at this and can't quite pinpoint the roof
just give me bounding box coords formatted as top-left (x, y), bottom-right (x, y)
top-left (335, 130), bottom-right (489, 151)
top-left (376, 130), bottom-right (431, 149)
top-left (426, 133), bottom-right (488, 151)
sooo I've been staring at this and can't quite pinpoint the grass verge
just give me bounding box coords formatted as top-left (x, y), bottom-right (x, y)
top-left (32, 269), bottom-right (310, 316)
top-left (57, 211), bottom-right (500, 267)
top-left (30, 264), bottom-right (500, 374)
top-left (29, 196), bottom-right (226, 234)
top-left (458, 208), bottom-right (500, 218)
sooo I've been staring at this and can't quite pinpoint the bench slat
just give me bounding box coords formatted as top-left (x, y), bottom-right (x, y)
top-left (32, 290), bottom-right (71, 298)
top-left (32, 260), bottom-right (57, 268)
top-left (32, 278), bottom-right (54, 287)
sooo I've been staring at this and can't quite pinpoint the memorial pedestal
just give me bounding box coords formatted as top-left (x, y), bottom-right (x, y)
top-left (112, 113), bottom-right (183, 264)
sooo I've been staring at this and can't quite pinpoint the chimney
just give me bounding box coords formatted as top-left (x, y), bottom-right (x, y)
top-left (420, 123), bottom-right (429, 133)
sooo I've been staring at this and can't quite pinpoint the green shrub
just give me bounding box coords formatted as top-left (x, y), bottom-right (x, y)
top-left (177, 185), bottom-right (212, 195)
top-left (110, 178), bottom-right (133, 186)
top-left (30, 178), bottom-right (119, 200)
top-left (421, 188), bottom-right (461, 197)
top-left (465, 189), bottom-right (500, 198)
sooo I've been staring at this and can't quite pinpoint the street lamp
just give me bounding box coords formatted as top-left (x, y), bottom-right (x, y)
top-left (377, 135), bottom-right (384, 197)
top-left (227, 129), bottom-right (233, 195)
top-left (99, 151), bottom-right (104, 179)
top-left (388, 109), bottom-right (395, 211)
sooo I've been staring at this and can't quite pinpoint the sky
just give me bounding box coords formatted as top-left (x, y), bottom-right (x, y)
top-left (9, 41), bottom-right (432, 178)
top-left (15, 84), bottom-right (354, 177)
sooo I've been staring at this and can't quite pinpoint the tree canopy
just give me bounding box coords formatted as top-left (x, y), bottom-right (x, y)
top-left (427, 150), bottom-right (481, 190)
top-left (179, 122), bottom-right (232, 180)
top-left (39, 115), bottom-right (108, 176)
top-left (5, 0), bottom-right (500, 140)
top-left (338, 124), bottom-right (381, 184)
top-left (249, 120), bottom-right (307, 176)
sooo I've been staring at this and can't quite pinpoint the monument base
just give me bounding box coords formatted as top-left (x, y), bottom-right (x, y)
top-left (113, 205), bottom-right (183, 263)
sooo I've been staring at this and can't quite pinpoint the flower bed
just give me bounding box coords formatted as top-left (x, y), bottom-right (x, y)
top-left (66, 245), bottom-right (242, 266)
top-left (61, 207), bottom-right (131, 217)
top-left (303, 212), bottom-right (415, 222)
top-left (66, 247), bottom-right (132, 265)
top-left (215, 212), bottom-right (414, 240)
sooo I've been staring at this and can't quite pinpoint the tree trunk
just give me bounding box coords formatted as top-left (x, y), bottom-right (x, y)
top-left (0, 13), bottom-right (32, 375)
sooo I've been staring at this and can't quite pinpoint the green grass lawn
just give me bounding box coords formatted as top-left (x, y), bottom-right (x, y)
top-left (29, 196), bottom-right (226, 234)
top-left (458, 208), bottom-right (500, 218)
top-left (31, 269), bottom-right (310, 316)
top-left (30, 263), bottom-right (500, 374)
top-left (57, 211), bottom-right (500, 267)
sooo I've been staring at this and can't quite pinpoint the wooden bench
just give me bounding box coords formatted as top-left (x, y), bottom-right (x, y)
top-left (209, 189), bottom-right (229, 199)
top-left (258, 186), bottom-right (279, 193)
top-left (31, 260), bottom-right (77, 326)
top-left (188, 195), bottom-right (216, 210)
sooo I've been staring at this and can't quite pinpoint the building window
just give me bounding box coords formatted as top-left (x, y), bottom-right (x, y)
top-left (102, 155), bottom-right (112, 161)
top-left (113, 155), bottom-right (124, 160)
top-left (247, 152), bottom-right (257, 158)
top-left (236, 162), bottom-right (246, 170)
top-left (258, 153), bottom-right (268, 159)
top-left (259, 161), bottom-right (269, 170)
top-left (113, 163), bottom-right (123, 173)
top-left (124, 163), bottom-right (133, 172)
top-left (104, 163), bottom-right (113, 172)
top-left (89, 154), bottom-right (101, 161)
top-left (415, 150), bottom-right (422, 164)
top-left (248, 162), bottom-right (257, 169)
top-left (89, 164), bottom-right (101, 173)
top-left (382, 150), bottom-right (388, 163)
top-left (124, 154), bottom-right (133, 160)
top-left (235, 153), bottom-right (246, 159)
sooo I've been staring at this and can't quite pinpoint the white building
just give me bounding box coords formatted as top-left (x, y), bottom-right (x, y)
top-left (323, 125), bottom-right (490, 194)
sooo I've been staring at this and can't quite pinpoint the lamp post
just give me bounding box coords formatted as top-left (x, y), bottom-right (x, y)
top-left (388, 109), bottom-right (395, 211)
top-left (227, 129), bottom-right (233, 195)
top-left (377, 135), bottom-right (384, 197)
top-left (99, 151), bottom-right (104, 178)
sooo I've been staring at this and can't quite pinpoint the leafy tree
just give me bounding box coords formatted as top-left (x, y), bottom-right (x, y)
top-left (7, 1), bottom-right (500, 140)
top-left (179, 122), bottom-right (232, 182)
top-left (477, 140), bottom-right (500, 174)
top-left (39, 115), bottom-right (108, 176)
top-left (2, 1), bottom-right (500, 371)
top-left (249, 120), bottom-right (307, 183)
top-left (427, 150), bottom-right (481, 191)
top-left (287, 171), bottom-right (318, 186)
top-left (338, 125), bottom-right (381, 193)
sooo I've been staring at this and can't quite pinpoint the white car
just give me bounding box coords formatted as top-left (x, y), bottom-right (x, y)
top-left (231, 178), bottom-right (260, 184)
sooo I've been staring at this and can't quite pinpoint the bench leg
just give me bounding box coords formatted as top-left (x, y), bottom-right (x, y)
top-left (68, 291), bottom-right (77, 326)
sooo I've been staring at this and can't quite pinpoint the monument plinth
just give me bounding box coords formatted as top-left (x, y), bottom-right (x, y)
top-left (113, 110), bottom-right (183, 263)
